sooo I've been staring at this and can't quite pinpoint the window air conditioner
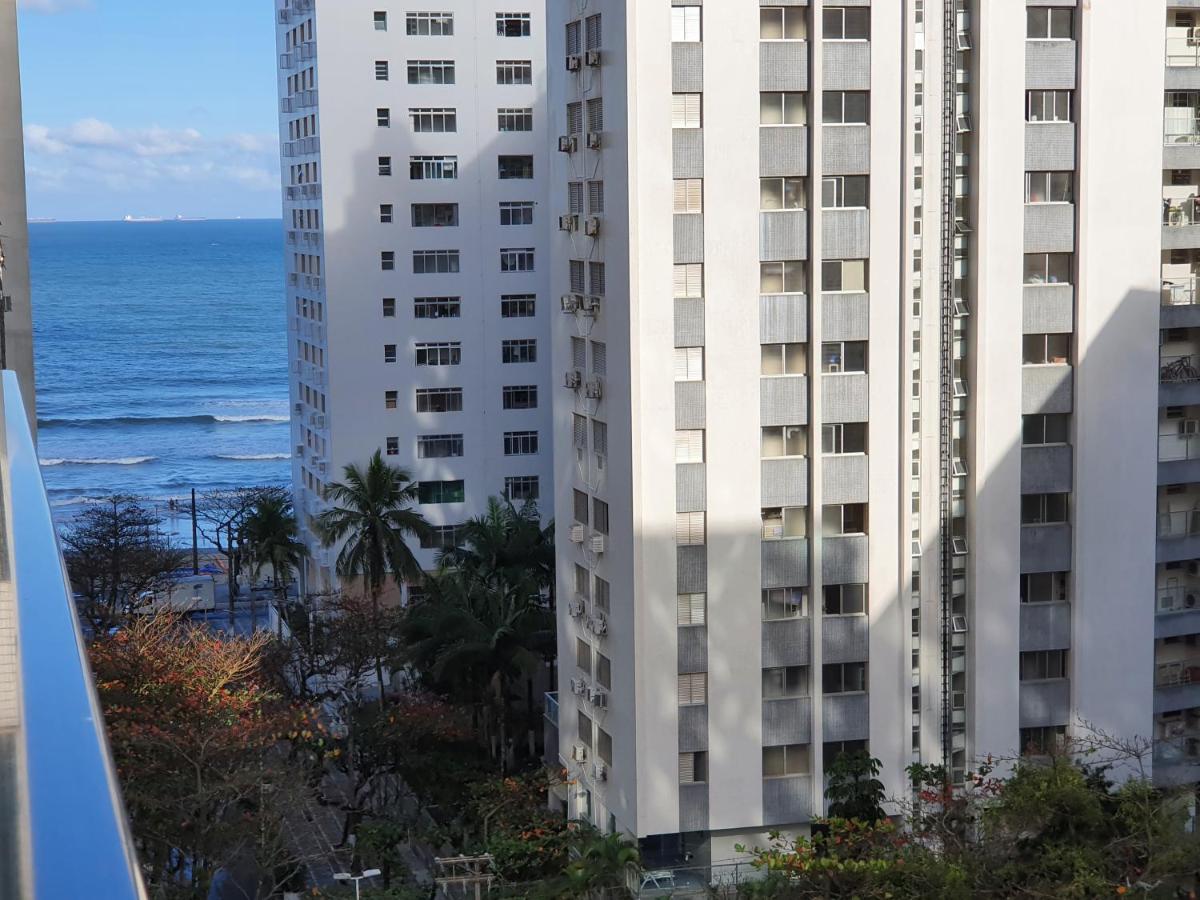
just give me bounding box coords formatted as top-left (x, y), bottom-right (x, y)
top-left (588, 612), bottom-right (608, 636)
top-left (559, 214), bottom-right (579, 232)
top-left (570, 524), bottom-right (587, 543)
top-left (558, 134), bottom-right (578, 153)
top-left (572, 742), bottom-right (588, 762)
top-left (584, 217), bottom-right (600, 237)
top-left (589, 687), bottom-right (607, 708)
top-left (565, 370), bottom-right (583, 389)
top-left (586, 131), bottom-right (602, 150)
top-left (561, 294), bottom-right (582, 313)
top-left (568, 597), bottom-right (586, 617)
top-left (585, 49), bottom-right (601, 67)
top-left (593, 762), bottom-right (607, 781)
top-left (584, 377), bottom-right (604, 400)
top-left (590, 533), bottom-right (607, 554)
top-left (580, 296), bottom-right (601, 316)
top-left (566, 54), bottom-right (582, 71)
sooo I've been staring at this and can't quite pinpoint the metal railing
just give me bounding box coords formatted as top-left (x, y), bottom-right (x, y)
top-left (1158, 429), bottom-right (1200, 461)
top-left (1157, 509), bottom-right (1200, 539)
top-left (1157, 657), bottom-right (1200, 687)
top-left (1165, 198), bottom-right (1200, 227)
top-left (1165, 117), bottom-right (1200, 146)
top-left (0, 373), bottom-right (145, 897)
top-left (544, 691), bottom-right (558, 727)
top-left (1163, 275), bottom-right (1200, 306)
top-left (1160, 354), bottom-right (1200, 384)
top-left (1167, 29), bottom-right (1200, 67)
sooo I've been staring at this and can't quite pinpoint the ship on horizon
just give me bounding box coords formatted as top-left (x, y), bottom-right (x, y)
top-left (122, 215), bottom-right (164, 223)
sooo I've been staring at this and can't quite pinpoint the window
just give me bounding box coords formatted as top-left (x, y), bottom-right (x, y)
top-left (674, 347), bottom-right (704, 381)
top-left (821, 341), bottom-right (868, 373)
top-left (505, 475), bottom-right (539, 502)
top-left (760, 261), bottom-right (806, 293)
top-left (377, 107), bottom-right (391, 127)
top-left (1020, 571), bottom-right (1069, 604)
top-left (672, 94), bottom-right (702, 128)
top-left (1026, 90), bottom-right (1072, 123)
top-left (375, 60), bottom-right (390, 80)
top-left (378, 156), bottom-right (392, 176)
top-left (585, 14), bottom-right (601, 49)
top-left (1025, 171), bottom-right (1073, 204)
top-left (374, 10), bottom-right (387, 30)
top-left (566, 20), bottom-right (581, 55)
top-left (679, 751), bottom-right (708, 784)
top-left (406, 12), bottom-right (453, 36)
top-left (591, 342), bottom-right (607, 377)
top-left (383, 344), bottom-right (397, 363)
top-left (504, 431), bottom-right (539, 456)
top-left (501, 294), bottom-right (536, 317)
top-left (496, 12), bottom-right (531, 37)
top-left (823, 503), bottom-right (867, 536)
top-left (823, 583), bottom-right (867, 615)
top-left (411, 203), bottom-right (458, 227)
top-left (763, 666), bottom-right (808, 700)
top-left (382, 297), bottom-right (396, 317)
top-left (1023, 333), bottom-right (1071, 365)
top-left (595, 577), bottom-right (609, 611)
top-left (498, 155), bottom-right (534, 179)
top-left (824, 740), bottom-right (868, 768)
top-left (597, 729), bottom-right (612, 766)
top-left (763, 744), bottom-right (809, 778)
top-left (567, 102), bottom-right (583, 136)
top-left (676, 511), bottom-right (706, 545)
top-left (496, 60), bottom-right (533, 84)
top-left (1023, 252), bottom-right (1072, 284)
top-left (1023, 413), bottom-right (1070, 446)
top-left (502, 385), bottom-right (538, 409)
top-left (589, 262), bottom-right (606, 295)
top-left (588, 181), bottom-right (605, 214)
top-left (410, 108), bottom-right (457, 132)
top-left (760, 7), bottom-right (806, 40)
top-left (823, 661), bottom-right (867, 693)
top-left (1021, 725), bottom-right (1067, 756)
top-left (385, 437), bottom-right (399, 456)
top-left (761, 177), bottom-right (805, 210)
top-left (674, 264), bottom-right (704, 297)
top-left (1027, 7), bottom-right (1072, 40)
top-left (417, 434), bottom-right (464, 458)
top-left (498, 107), bottom-right (533, 132)
top-left (502, 339), bottom-right (537, 364)
top-left (414, 342), bottom-right (461, 366)
top-left (677, 593), bottom-right (706, 626)
top-left (671, 6), bottom-right (701, 42)
top-left (573, 490), bottom-right (589, 524)
top-left (1020, 650), bottom-right (1068, 680)
top-left (822, 175), bottom-right (869, 208)
top-left (413, 296), bottom-right (461, 319)
top-left (587, 98), bottom-right (604, 132)
top-left (822, 91), bottom-right (869, 124)
top-left (408, 60), bottom-right (455, 84)
top-left (380, 204), bottom-right (394, 224)
top-left (760, 91), bottom-right (807, 125)
top-left (385, 390), bottom-right (399, 410)
top-left (678, 673), bottom-right (707, 706)
top-left (412, 250), bottom-right (460, 274)
top-left (418, 479), bottom-right (465, 504)
top-left (596, 653), bottom-right (611, 688)
top-left (415, 388), bottom-right (463, 413)
top-left (1021, 493), bottom-right (1069, 525)
top-left (675, 430), bottom-right (705, 463)
top-left (381, 251), bottom-right (396, 271)
top-left (421, 524), bottom-right (461, 550)
top-left (822, 422), bottom-right (867, 454)
top-left (762, 507), bottom-right (807, 540)
top-left (500, 201), bottom-right (534, 226)
top-left (762, 425), bottom-right (807, 458)
top-left (761, 343), bottom-right (806, 376)
top-left (576, 638), bottom-right (592, 673)
top-left (500, 248), bottom-right (535, 272)
top-left (823, 6), bottom-right (869, 39)
top-left (762, 587), bottom-right (807, 620)
top-left (410, 156), bottom-right (458, 180)
top-left (593, 499), bottom-right (609, 534)
top-left (673, 179), bottom-right (703, 213)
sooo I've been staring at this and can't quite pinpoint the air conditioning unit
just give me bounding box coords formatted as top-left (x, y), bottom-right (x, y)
top-left (561, 294), bottom-right (582, 313)
top-left (558, 134), bottom-right (578, 153)
top-left (278, 9), bottom-right (291, 23)
top-left (294, 445), bottom-right (306, 457)
top-left (570, 524), bottom-right (587, 543)
top-left (593, 761), bottom-right (607, 781)
top-left (585, 377), bottom-right (604, 400)
top-left (566, 54), bottom-right (582, 71)
top-left (1182, 419), bottom-right (1200, 436)
top-left (564, 370), bottom-right (583, 389)
top-left (572, 742), bottom-right (588, 762)
top-left (951, 615), bottom-right (968, 634)
top-left (585, 49), bottom-right (601, 67)
top-left (586, 131), bottom-right (602, 150)
top-left (293, 402), bottom-right (304, 414)
top-left (580, 296), bottom-right (601, 316)
top-left (571, 677), bottom-right (588, 696)
top-left (584, 217), bottom-right (600, 237)
top-left (590, 533), bottom-right (607, 554)
top-left (568, 596), bottom-right (586, 618)
top-left (559, 214), bottom-right (579, 232)
top-left (588, 611), bottom-right (608, 636)
top-left (589, 688), bottom-right (608, 710)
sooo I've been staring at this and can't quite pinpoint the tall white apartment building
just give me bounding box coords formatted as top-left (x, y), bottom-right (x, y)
top-left (275, 0), bottom-right (553, 589)
top-left (548, 0), bottom-right (1169, 865)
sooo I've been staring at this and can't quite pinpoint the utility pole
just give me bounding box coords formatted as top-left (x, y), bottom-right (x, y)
top-left (191, 488), bottom-right (199, 575)
top-left (0, 232), bottom-right (9, 370)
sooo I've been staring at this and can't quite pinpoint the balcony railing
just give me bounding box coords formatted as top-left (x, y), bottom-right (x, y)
top-left (1163, 275), bottom-right (1200, 306)
top-left (1165, 115), bottom-right (1200, 146)
top-left (1168, 28), bottom-right (1200, 67)
top-left (545, 691), bottom-right (559, 727)
top-left (1159, 428), bottom-right (1200, 461)
top-left (1158, 509), bottom-right (1200, 539)
top-left (1160, 354), bottom-right (1200, 384)
top-left (1156, 657), bottom-right (1200, 687)
top-left (1158, 585), bottom-right (1200, 614)
top-left (1165, 198), bottom-right (1200, 227)
top-left (0, 372), bottom-right (143, 897)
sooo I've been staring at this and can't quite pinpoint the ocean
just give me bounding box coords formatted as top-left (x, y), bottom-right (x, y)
top-left (31, 219), bottom-right (290, 529)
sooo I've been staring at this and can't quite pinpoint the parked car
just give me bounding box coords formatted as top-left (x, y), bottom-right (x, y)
top-left (635, 869), bottom-right (710, 898)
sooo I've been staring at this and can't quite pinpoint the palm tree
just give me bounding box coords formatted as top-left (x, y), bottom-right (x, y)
top-left (437, 496), bottom-right (554, 594)
top-left (315, 451), bottom-right (431, 703)
top-left (241, 494), bottom-right (307, 629)
top-left (564, 830), bottom-right (642, 899)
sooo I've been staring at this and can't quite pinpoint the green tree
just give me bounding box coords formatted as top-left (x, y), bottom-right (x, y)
top-left (241, 493), bottom-right (307, 629)
top-left (437, 496), bottom-right (554, 595)
top-left (315, 451), bottom-right (431, 704)
top-left (824, 751), bottom-right (886, 823)
top-left (563, 830), bottom-right (642, 899)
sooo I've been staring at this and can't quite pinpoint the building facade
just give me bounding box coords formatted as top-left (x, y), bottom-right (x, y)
top-left (275, 0), bottom-right (553, 588)
top-left (0, 0), bottom-right (37, 431)
top-left (548, 0), bottom-right (1165, 864)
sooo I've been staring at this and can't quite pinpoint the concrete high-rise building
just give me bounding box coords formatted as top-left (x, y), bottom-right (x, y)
top-left (274, 0), bottom-right (552, 590)
top-left (546, 0), bottom-right (1170, 866)
top-left (0, 0), bottom-right (37, 431)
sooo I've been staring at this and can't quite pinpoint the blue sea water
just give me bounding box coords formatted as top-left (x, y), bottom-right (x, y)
top-left (31, 219), bottom-right (289, 521)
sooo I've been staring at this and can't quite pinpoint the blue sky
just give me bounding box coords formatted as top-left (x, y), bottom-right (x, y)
top-left (18, 0), bottom-right (281, 220)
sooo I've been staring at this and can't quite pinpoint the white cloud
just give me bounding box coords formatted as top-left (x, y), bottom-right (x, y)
top-left (18, 0), bottom-right (92, 13)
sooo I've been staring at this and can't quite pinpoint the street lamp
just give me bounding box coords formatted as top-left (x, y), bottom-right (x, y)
top-left (332, 869), bottom-right (381, 900)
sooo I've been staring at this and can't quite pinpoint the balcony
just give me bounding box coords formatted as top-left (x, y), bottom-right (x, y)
top-left (1153, 707), bottom-right (1200, 785)
top-left (1164, 196), bottom-right (1200, 250)
top-left (1167, 28), bottom-right (1200, 92)
top-left (1160, 335), bottom-right (1200, 405)
top-left (0, 373), bottom-right (142, 896)
top-left (1155, 656), bottom-right (1200, 713)
top-left (543, 691), bottom-right (560, 766)
top-left (1018, 678), bottom-right (1071, 728)
top-left (1164, 103), bottom-right (1200, 167)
